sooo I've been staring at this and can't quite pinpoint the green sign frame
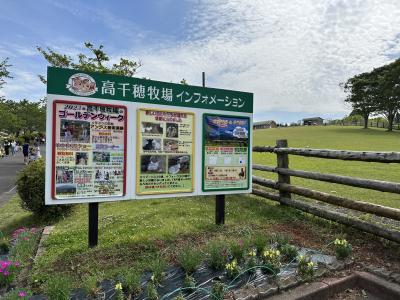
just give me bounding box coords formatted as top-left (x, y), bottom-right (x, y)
top-left (47, 67), bottom-right (253, 113)
top-left (202, 113), bottom-right (251, 192)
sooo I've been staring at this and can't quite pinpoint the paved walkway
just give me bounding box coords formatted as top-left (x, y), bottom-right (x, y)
top-left (0, 147), bottom-right (45, 207)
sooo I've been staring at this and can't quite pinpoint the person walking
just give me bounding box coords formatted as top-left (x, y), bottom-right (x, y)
top-left (34, 141), bottom-right (41, 158)
top-left (11, 140), bottom-right (16, 156)
top-left (22, 140), bottom-right (30, 164)
top-left (4, 140), bottom-right (10, 156)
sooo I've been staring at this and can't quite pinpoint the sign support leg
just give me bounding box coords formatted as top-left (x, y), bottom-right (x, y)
top-left (202, 71), bottom-right (226, 226)
top-left (216, 195), bottom-right (225, 225)
top-left (88, 202), bottom-right (99, 248)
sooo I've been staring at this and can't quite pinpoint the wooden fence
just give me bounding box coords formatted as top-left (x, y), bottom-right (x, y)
top-left (334, 121), bottom-right (400, 129)
top-left (252, 140), bottom-right (400, 243)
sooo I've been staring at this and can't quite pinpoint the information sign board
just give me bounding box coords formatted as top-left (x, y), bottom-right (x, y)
top-left (45, 67), bottom-right (253, 205)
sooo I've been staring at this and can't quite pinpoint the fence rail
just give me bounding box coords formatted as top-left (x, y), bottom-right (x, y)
top-left (253, 146), bottom-right (400, 163)
top-left (252, 140), bottom-right (400, 243)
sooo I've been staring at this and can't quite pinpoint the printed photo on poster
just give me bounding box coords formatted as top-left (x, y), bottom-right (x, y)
top-left (142, 138), bottom-right (162, 151)
top-left (60, 120), bottom-right (91, 143)
top-left (168, 155), bottom-right (190, 174)
top-left (56, 167), bottom-right (74, 184)
top-left (75, 152), bottom-right (88, 165)
top-left (136, 109), bottom-right (194, 195)
top-left (140, 155), bottom-right (166, 173)
top-left (166, 123), bottom-right (179, 138)
top-left (202, 114), bottom-right (250, 191)
top-left (93, 151), bottom-right (110, 163)
top-left (163, 139), bottom-right (179, 152)
top-left (141, 122), bottom-right (163, 135)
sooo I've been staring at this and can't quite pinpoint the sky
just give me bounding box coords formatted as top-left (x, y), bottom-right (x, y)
top-left (1, 0), bottom-right (400, 123)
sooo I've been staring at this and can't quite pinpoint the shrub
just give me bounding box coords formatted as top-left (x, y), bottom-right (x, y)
top-left (207, 240), bottom-right (228, 270)
top-left (252, 235), bottom-right (268, 254)
top-left (146, 281), bottom-right (159, 300)
top-left (0, 231), bottom-right (9, 255)
top-left (297, 255), bottom-right (315, 279)
top-left (0, 237), bottom-right (9, 255)
top-left (117, 268), bottom-right (142, 296)
top-left (174, 292), bottom-right (185, 300)
top-left (183, 274), bottom-right (196, 292)
top-left (43, 275), bottom-right (72, 300)
top-left (229, 240), bottom-right (247, 261)
top-left (178, 247), bottom-right (203, 274)
top-left (150, 258), bottom-right (166, 284)
top-left (114, 282), bottom-right (124, 300)
top-left (17, 159), bottom-right (73, 220)
top-left (245, 249), bottom-right (257, 273)
top-left (82, 275), bottom-right (102, 298)
top-left (333, 238), bottom-right (352, 259)
top-left (211, 280), bottom-right (225, 300)
top-left (279, 244), bottom-right (298, 262)
top-left (225, 259), bottom-right (240, 279)
top-left (261, 248), bottom-right (281, 275)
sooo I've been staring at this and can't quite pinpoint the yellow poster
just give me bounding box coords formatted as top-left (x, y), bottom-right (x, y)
top-left (136, 108), bottom-right (194, 195)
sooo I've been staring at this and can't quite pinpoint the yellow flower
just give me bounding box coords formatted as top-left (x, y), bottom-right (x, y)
top-left (307, 262), bottom-right (314, 268)
top-left (115, 283), bottom-right (123, 291)
top-left (248, 250), bottom-right (256, 257)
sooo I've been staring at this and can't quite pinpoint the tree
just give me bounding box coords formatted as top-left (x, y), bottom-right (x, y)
top-left (343, 58), bottom-right (400, 131)
top-left (372, 60), bottom-right (400, 131)
top-left (343, 72), bottom-right (377, 129)
top-left (0, 58), bottom-right (12, 98)
top-left (0, 99), bottom-right (45, 136)
top-left (37, 42), bottom-right (142, 83)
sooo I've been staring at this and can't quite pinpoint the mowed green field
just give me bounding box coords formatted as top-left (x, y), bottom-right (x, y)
top-left (1, 125), bottom-right (399, 288)
top-left (253, 126), bottom-right (400, 209)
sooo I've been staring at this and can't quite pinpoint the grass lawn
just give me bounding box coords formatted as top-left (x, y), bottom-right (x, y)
top-left (1, 125), bottom-right (399, 294)
top-left (253, 126), bottom-right (400, 209)
top-left (3, 193), bottom-right (342, 290)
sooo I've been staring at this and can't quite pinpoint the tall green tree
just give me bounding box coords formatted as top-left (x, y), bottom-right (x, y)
top-left (372, 59), bottom-right (400, 131)
top-left (37, 42), bottom-right (142, 83)
top-left (0, 99), bottom-right (45, 135)
top-left (343, 72), bottom-right (377, 129)
top-left (343, 58), bottom-right (400, 131)
top-left (0, 57), bottom-right (12, 90)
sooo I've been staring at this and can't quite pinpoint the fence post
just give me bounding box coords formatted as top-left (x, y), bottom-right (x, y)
top-left (276, 139), bottom-right (291, 201)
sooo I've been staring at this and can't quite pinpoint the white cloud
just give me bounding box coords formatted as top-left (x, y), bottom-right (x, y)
top-left (0, 69), bottom-right (44, 100)
top-left (133, 0), bottom-right (400, 115)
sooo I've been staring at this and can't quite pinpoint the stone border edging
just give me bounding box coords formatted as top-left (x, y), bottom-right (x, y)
top-left (266, 271), bottom-right (400, 300)
top-left (34, 226), bottom-right (54, 261)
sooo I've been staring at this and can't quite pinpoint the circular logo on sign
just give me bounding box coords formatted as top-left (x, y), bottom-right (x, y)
top-left (66, 73), bottom-right (98, 96)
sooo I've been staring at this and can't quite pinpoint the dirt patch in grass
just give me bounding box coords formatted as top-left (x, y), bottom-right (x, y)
top-left (270, 221), bottom-right (326, 249)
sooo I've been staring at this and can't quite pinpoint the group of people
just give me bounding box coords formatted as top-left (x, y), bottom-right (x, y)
top-left (1, 139), bottom-right (42, 165)
top-left (2, 140), bottom-right (19, 156)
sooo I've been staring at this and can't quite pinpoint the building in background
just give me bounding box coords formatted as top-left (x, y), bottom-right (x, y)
top-left (302, 117), bottom-right (323, 126)
top-left (253, 120), bottom-right (277, 129)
